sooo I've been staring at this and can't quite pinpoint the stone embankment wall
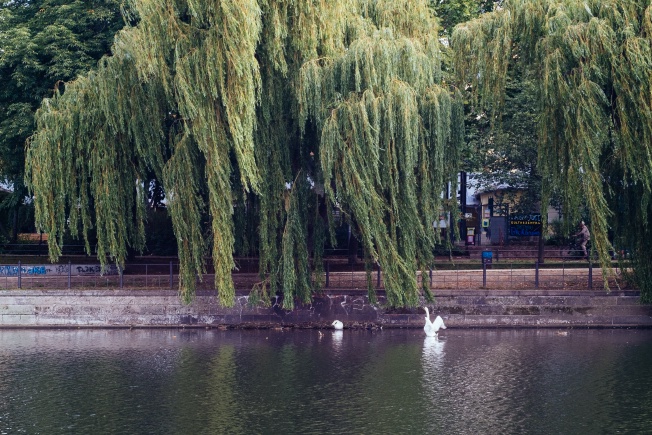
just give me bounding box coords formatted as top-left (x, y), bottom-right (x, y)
top-left (1, 289), bottom-right (650, 328)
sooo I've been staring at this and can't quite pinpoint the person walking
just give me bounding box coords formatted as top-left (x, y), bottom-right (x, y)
top-left (574, 221), bottom-right (591, 259)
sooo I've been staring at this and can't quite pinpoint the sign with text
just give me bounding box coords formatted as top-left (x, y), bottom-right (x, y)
top-left (509, 213), bottom-right (542, 237)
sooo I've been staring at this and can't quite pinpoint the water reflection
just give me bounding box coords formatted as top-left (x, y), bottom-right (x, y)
top-left (422, 336), bottom-right (445, 364)
top-left (421, 336), bottom-right (446, 431)
top-left (331, 330), bottom-right (343, 350)
top-left (0, 329), bottom-right (651, 434)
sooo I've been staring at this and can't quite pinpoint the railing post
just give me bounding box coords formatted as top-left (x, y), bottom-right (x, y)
top-left (482, 262), bottom-right (487, 288)
top-left (510, 262), bottom-right (513, 286)
top-left (68, 261), bottom-right (71, 289)
top-left (18, 261), bottom-right (21, 289)
top-left (325, 261), bottom-right (330, 288)
top-left (377, 263), bottom-right (381, 288)
top-left (535, 261), bottom-right (539, 289)
top-left (170, 261), bottom-right (173, 289)
top-left (588, 261), bottom-right (593, 290)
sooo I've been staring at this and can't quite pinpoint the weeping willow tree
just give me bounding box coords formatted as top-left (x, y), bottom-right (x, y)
top-left (452, 0), bottom-right (652, 300)
top-left (25, 0), bottom-right (463, 308)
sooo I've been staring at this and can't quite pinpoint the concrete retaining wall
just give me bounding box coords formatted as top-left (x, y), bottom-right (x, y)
top-left (1, 288), bottom-right (650, 328)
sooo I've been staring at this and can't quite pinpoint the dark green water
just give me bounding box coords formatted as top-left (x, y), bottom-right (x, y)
top-left (1, 328), bottom-right (651, 434)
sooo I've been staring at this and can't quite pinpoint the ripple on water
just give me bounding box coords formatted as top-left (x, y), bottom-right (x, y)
top-left (0, 329), bottom-right (651, 434)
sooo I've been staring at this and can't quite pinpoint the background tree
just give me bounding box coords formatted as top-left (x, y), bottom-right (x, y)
top-left (464, 65), bottom-right (542, 214)
top-left (0, 0), bottom-right (124, 240)
top-left (430, 0), bottom-right (497, 36)
top-left (26, 0), bottom-right (464, 308)
top-left (452, 0), bottom-right (652, 300)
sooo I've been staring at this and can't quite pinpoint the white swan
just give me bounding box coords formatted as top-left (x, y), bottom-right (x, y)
top-left (332, 320), bottom-right (344, 330)
top-left (423, 307), bottom-right (446, 337)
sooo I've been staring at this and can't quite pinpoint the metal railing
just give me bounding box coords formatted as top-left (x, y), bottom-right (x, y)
top-left (0, 259), bottom-right (634, 292)
top-left (320, 261), bottom-right (630, 291)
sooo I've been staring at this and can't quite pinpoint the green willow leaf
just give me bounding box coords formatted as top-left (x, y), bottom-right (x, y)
top-left (452, 0), bottom-right (652, 300)
top-left (26, 0), bottom-right (463, 308)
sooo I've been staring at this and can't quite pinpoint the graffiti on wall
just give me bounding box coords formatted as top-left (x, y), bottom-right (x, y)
top-left (0, 264), bottom-right (119, 277)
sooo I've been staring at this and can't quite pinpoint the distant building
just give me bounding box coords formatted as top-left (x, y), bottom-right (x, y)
top-left (470, 181), bottom-right (559, 245)
top-left (475, 185), bottom-right (559, 221)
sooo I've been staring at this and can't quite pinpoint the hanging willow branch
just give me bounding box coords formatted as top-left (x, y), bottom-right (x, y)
top-left (301, 24), bottom-right (463, 307)
top-left (27, 0), bottom-right (262, 305)
top-left (452, 0), bottom-right (652, 300)
top-left (26, 0), bottom-right (462, 308)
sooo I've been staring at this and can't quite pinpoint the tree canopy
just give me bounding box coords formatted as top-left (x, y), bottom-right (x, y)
top-left (0, 0), bottom-right (124, 238)
top-left (430, 0), bottom-right (496, 36)
top-left (463, 59), bottom-right (546, 217)
top-left (26, 0), bottom-right (464, 307)
top-left (452, 0), bottom-right (652, 300)
top-left (25, 0), bottom-right (652, 306)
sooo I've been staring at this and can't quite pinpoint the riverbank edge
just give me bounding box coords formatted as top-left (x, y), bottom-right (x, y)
top-left (1, 288), bottom-right (651, 329)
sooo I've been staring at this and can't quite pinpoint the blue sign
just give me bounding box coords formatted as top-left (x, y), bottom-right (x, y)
top-left (509, 213), bottom-right (542, 236)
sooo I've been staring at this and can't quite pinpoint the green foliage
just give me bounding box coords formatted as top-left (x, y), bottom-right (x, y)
top-left (26, 0), bottom-right (463, 308)
top-left (300, 14), bottom-right (464, 306)
top-left (464, 70), bottom-right (543, 214)
top-left (0, 0), bottom-right (124, 230)
top-left (430, 0), bottom-right (497, 36)
top-left (452, 0), bottom-right (652, 298)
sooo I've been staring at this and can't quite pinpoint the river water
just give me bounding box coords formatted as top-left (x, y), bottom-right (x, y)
top-left (1, 328), bottom-right (651, 434)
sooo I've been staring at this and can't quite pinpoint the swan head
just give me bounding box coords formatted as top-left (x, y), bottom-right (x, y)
top-left (332, 320), bottom-right (344, 330)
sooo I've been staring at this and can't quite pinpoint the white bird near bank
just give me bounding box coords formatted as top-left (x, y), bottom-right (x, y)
top-left (332, 320), bottom-right (344, 330)
top-left (423, 307), bottom-right (446, 337)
